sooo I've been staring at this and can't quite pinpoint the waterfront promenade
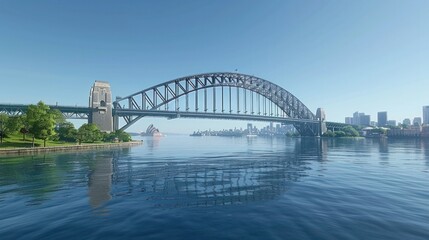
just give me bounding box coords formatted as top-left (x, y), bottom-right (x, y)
top-left (0, 141), bottom-right (142, 156)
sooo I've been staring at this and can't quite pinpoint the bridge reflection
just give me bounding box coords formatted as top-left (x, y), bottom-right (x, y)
top-left (108, 139), bottom-right (326, 208)
top-left (88, 154), bottom-right (113, 209)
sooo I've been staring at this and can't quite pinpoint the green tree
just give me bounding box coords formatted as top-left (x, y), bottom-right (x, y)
top-left (19, 114), bottom-right (30, 140)
top-left (0, 114), bottom-right (25, 143)
top-left (103, 130), bottom-right (132, 142)
top-left (0, 114), bottom-right (8, 143)
top-left (335, 131), bottom-right (346, 137)
top-left (103, 132), bottom-right (117, 142)
top-left (26, 101), bottom-right (58, 147)
top-left (77, 123), bottom-right (102, 143)
top-left (57, 122), bottom-right (78, 142)
top-left (6, 116), bottom-right (23, 134)
top-left (323, 130), bottom-right (336, 137)
top-left (51, 109), bottom-right (65, 125)
top-left (116, 130), bottom-right (132, 142)
top-left (342, 126), bottom-right (360, 137)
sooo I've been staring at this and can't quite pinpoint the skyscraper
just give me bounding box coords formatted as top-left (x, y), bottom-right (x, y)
top-left (353, 112), bottom-right (360, 125)
top-left (345, 117), bottom-right (353, 124)
top-left (360, 115), bottom-right (371, 126)
top-left (378, 112), bottom-right (387, 127)
top-left (387, 120), bottom-right (396, 126)
top-left (423, 106), bottom-right (429, 125)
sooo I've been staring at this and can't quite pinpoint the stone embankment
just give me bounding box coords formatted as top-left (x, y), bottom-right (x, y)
top-left (0, 141), bottom-right (143, 156)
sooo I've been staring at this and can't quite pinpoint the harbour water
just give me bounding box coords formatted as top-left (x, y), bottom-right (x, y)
top-left (1, 136), bottom-right (428, 240)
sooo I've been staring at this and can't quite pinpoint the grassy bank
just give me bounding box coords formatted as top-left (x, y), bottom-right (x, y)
top-left (0, 134), bottom-right (124, 149)
top-left (0, 133), bottom-right (98, 149)
top-left (0, 133), bottom-right (142, 156)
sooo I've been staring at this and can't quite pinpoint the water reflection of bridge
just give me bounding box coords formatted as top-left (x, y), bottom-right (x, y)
top-left (105, 138), bottom-right (327, 208)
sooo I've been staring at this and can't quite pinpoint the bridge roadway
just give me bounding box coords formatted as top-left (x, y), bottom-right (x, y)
top-left (114, 109), bottom-right (320, 124)
top-left (0, 103), bottom-right (91, 119)
top-left (0, 103), bottom-right (349, 131)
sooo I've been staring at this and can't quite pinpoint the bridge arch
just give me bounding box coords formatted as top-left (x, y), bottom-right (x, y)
top-left (113, 72), bottom-right (318, 134)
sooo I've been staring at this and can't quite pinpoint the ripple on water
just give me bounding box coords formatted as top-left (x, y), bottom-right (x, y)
top-left (0, 137), bottom-right (429, 240)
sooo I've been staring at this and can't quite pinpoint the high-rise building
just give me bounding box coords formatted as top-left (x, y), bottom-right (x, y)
top-left (345, 117), bottom-right (353, 124)
top-left (353, 112), bottom-right (360, 125)
top-left (348, 112), bottom-right (370, 126)
top-left (378, 112), bottom-right (387, 127)
top-left (360, 115), bottom-right (371, 126)
top-left (387, 120), bottom-right (396, 126)
top-left (423, 106), bottom-right (429, 125)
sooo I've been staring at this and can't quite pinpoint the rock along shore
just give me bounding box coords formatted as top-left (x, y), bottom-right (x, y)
top-left (0, 141), bottom-right (143, 156)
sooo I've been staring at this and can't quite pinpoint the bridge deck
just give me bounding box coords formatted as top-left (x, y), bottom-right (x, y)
top-left (0, 104), bottom-right (91, 119)
top-left (114, 109), bottom-right (320, 124)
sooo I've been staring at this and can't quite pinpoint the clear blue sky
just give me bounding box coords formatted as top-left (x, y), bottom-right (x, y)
top-left (1, 0), bottom-right (428, 133)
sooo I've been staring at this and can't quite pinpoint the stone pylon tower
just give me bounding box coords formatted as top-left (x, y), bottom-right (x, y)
top-left (89, 81), bottom-right (113, 132)
top-left (316, 107), bottom-right (327, 136)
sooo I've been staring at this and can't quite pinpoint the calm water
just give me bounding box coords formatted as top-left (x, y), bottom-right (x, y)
top-left (0, 136), bottom-right (428, 240)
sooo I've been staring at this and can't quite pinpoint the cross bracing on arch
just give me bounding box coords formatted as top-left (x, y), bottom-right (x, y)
top-left (113, 72), bottom-right (316, 131)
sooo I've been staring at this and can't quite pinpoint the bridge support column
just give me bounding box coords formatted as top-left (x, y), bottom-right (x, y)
top-left (113, 114), bottom-right (119, 131)
top-left (316, 108), bottom-right (327, 136)
top-left (89, 81), bottom-right (113, 132)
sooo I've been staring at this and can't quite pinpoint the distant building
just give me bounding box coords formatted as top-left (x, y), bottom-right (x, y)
top-left (378, 112), bottom-right (387, 127)
top-left (345, 117), bottom-right (353, 124)
top-left (247, 123), bottom-right (253, 133)
top-left (370, 121), bottom-right (377, 127)
top-left (349, 112), bottom-right (370, 126)
top-left (388, 126), bottom-right (421, 138)
top-left (413, 117), bottom-right (422, 126)
top-left (387, 120), bottom-right (396, 126)
top-left (423, 106), bottom-right (429, 125)
top-left (403, 118), bottom-right (411, 126)
top-left (276, 124), bottom-right (281, 133)
top-left (360, 115), bottom-right (371, 126)
top-left (353, 112), bottom-right (360, 125)
top-left (422, 126), bottom-right (429, 138)
top-left (141, 124), bottom-right (162, 137)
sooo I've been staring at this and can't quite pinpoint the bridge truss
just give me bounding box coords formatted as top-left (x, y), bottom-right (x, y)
top-left (114, 72), bottom-right (323, 136)
top-left (0, 104), bottom-right (91, 119)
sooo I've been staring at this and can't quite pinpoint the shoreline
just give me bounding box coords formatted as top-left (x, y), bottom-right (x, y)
top-left (0, 141), bottom-right (143, 156)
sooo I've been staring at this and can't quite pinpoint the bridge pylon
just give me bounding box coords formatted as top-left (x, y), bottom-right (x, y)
top-left (89, 81), bottom-right (113, 132)
top-left (316, 108), bottom-right (327, 136)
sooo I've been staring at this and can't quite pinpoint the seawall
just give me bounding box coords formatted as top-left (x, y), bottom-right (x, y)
top-left (0, 141), bottom-right (143, 156)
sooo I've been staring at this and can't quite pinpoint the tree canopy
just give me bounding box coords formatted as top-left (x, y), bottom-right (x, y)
top-left (57, 122), bottom-right (78, 142)
top-left (323, 126), bottom-right (360, 138)
top-left (78, 123), bottom-right (102, 143)
top-left (26, 102), bottom-right (59, 147)
top-left (1, 101), bottom-right (133, 147)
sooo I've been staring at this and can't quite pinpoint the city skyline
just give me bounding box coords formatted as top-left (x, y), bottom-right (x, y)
top-left (1, 1), bottom-right (428, 133)
top-left (345, 106), bottom-right (429, 127)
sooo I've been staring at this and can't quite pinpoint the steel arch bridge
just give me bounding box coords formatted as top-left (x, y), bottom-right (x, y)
top-left (113, 72), bottom-right (325, 136)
